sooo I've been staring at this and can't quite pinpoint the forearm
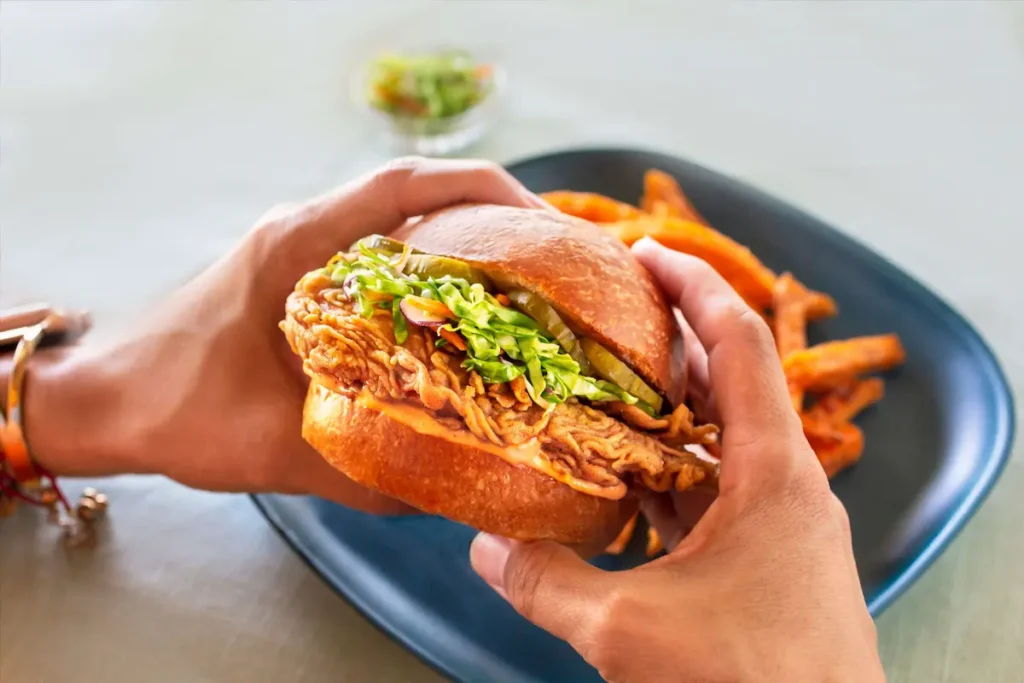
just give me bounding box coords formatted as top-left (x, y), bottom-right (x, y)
top-left (1, 346), bottom-right (146, 478)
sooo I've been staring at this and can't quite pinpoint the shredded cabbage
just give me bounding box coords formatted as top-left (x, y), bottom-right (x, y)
top-left (327, 249), bottom-right (653, 413)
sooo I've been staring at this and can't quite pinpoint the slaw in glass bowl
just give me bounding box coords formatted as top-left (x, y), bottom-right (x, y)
top-left (353, 48), bottom-right (504, 156)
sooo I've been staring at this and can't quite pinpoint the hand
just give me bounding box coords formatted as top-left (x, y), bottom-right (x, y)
top-left (469, 238), bottom-right (884, 682)
top-left (19, 157), bottom-right (547, 513)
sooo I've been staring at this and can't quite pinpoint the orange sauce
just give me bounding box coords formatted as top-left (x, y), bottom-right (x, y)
top-left (354, 389), bottom-right (624, 500)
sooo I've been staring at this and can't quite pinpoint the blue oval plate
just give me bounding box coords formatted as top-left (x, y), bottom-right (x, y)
top-left (253, 148), bottom-right (1015, 683)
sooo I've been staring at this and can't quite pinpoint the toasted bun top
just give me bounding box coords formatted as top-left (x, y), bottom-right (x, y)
top-left (394, 204), bottom-right (683, 403)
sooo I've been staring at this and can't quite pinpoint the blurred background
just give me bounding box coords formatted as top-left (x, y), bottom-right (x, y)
top-left (2, 2), bottom-right (1022, 682)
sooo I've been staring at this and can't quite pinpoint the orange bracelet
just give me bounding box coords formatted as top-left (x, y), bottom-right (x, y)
top-left (0, 320), bottom-right (47, 482)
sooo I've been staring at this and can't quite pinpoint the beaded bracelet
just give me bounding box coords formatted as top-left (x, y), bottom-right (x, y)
top-left (0, 306), bottom-right (107, 545)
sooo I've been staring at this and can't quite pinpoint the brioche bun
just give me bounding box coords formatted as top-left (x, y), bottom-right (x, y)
top-left (297, 204), bottom-right (683, 546)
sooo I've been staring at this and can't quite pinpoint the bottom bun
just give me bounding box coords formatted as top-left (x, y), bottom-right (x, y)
top-left (302, 381), bottom-right (636, 546)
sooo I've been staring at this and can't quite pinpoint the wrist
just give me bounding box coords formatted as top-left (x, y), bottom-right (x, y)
top-left (5, 345), bottom-right (147, 477)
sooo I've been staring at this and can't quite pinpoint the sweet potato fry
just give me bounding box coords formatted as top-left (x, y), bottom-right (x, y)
top-left (540, 191), bottom-right (642, 224)
top-left (783, 334), bottom-right (906, 391)
top-left (604, 214), bottom-right (838, 320)
top-left (774, 272), bottom-right (837, 321)
top-left (604, 511), bottom-right (638, 555)
top-left (549, 168), bottom-right (903, 488)
top-left (773, 273), bottom-right (812, 411)
top-left (648, 199), bottom-right (673, 219)
top-left (773, 273), bottom-right (809, 357)
top-left (600, 219), bottom-right (651, 246)
top-left (646, 526), bottom-right (664, 558)
top-left (607, 215), bottom-right (777, 309)
top-left (810, 378), bottom-right (885, 426)
top-left (641, 169), bottom-right (707, 225)
top-left (572, 184), bottom-right (835, 319)
top-left (806, 291), bottom-right (838, 320)
top-left (802, 415), bottom-right (838, 443)
top-left (804, 421), bottom-right (865, 478)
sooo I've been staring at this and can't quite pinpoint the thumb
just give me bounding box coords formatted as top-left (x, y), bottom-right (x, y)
top-left (470, 533), bottom-right (609, 643)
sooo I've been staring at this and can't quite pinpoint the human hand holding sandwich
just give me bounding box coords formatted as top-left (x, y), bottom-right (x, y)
top-left (469, 239), bottom-right (885, 682)
top-left (8, 157), bottom-right (547, 513)
top-left (5, 158), bottom-right (883, 682)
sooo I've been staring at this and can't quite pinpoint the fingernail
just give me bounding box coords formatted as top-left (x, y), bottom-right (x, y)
top-left (632, 236), bottom-right (658, 252)
top-left (470, 533), bottom-right (512, 594)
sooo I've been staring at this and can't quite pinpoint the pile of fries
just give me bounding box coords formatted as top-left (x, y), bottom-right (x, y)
top-left (542, 169), bottom-right (906, 558)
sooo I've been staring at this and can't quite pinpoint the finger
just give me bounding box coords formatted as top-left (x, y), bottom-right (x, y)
top-left (296, 157), bottom-right (545, 249)
top-left (633, 239), bottom-right (802, 447)
top-left (673, 308), bottom-right (710, 396)
top-left (377, 156), bottom-right (549, 219)
top-left (470, 534), bottom-right (610, 644)
top-left (671, 488), bottom-right (718, 536)
top-left (638, 488), bottom-right (717, 553)
top-left (673, 307), bottom-right (716, 424)
top-left (637, 492), bottom-right (687, 551)
top-left (255, 157), bottom-right (546, 309)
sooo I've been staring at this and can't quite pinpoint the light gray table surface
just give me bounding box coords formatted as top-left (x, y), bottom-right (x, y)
top-left (2, 3), bottom-right (1022, 682)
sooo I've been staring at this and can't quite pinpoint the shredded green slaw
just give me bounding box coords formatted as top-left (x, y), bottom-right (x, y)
top-left (326, 246), bottom-right (653, 413)
top-left (368, 50), bottom-right (491, 120)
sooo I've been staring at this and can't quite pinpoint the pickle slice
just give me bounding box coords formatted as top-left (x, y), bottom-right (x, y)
top-left (579, 338), bottom-right (663, 413)
top-left (507, 289), bottom-right (592, 374)
top-left (351, 234), bottom-right (421, 256)
top-left (402, 254), bottom-right (492, 287)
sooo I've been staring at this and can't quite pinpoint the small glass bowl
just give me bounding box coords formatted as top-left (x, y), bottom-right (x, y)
top-left (353, 59), bottom-right (505, 157)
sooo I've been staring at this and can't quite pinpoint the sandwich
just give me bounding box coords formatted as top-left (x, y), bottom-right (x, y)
top-left (281, 204), bottom-right (717, 545)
